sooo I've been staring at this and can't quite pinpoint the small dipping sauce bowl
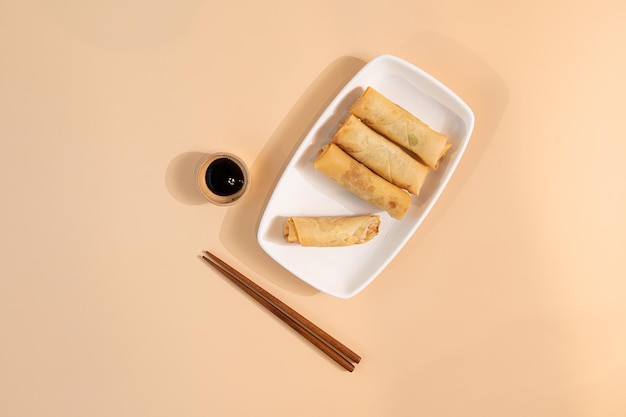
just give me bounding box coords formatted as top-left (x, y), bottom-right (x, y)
top-left (196, 152), bottom-right (249, 205)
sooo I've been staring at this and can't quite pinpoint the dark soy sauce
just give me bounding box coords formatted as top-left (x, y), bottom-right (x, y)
top-left (205, 157), bottom-right (245, 196)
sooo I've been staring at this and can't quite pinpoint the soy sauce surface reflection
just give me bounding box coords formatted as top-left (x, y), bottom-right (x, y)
top-left (205, 157), bottom-right (245, 196)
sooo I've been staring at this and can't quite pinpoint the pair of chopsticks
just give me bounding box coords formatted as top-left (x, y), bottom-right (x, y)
top-left (201, 250), bottom-right (361, 372)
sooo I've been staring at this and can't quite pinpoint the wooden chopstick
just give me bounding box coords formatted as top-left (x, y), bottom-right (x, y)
top-left (201, 250), bottom-right (361, 372)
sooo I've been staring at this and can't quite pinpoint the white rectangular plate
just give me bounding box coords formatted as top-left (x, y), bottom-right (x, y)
top-left (257, 54), bottom-right (475, 299)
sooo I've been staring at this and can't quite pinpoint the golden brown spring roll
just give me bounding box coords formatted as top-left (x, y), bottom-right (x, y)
top-left (332, 114), bottom-right (430, 195)
top-left (349, 87), bottom-right (451, 170)
top-left (313, 143), bottom-right (411, 220)
top-left (283, 215), bottom-right (380, 247)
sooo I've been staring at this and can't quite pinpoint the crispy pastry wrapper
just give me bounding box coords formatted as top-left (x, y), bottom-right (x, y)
top-left (313, 143), bottom-right (411, 220)
top-left (283, 215), bottom-right (380, 247)
top-left (332, 114), bottom-right (430, 195)
top-left (349, 87), bottom-right (451, 170)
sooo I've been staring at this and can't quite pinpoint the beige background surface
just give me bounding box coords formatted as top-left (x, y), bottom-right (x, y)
top-left (1, 1), bottom-right (625, 416)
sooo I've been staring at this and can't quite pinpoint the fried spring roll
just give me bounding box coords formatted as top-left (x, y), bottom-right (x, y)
top-left (283, 215), bottom-right (380, 247)
top-left (349, 87), bottom-right (451, 170)
top-left (313, 143), bottom-right (411, 220)
top-left (332, 115), bottom-right (430, 195)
